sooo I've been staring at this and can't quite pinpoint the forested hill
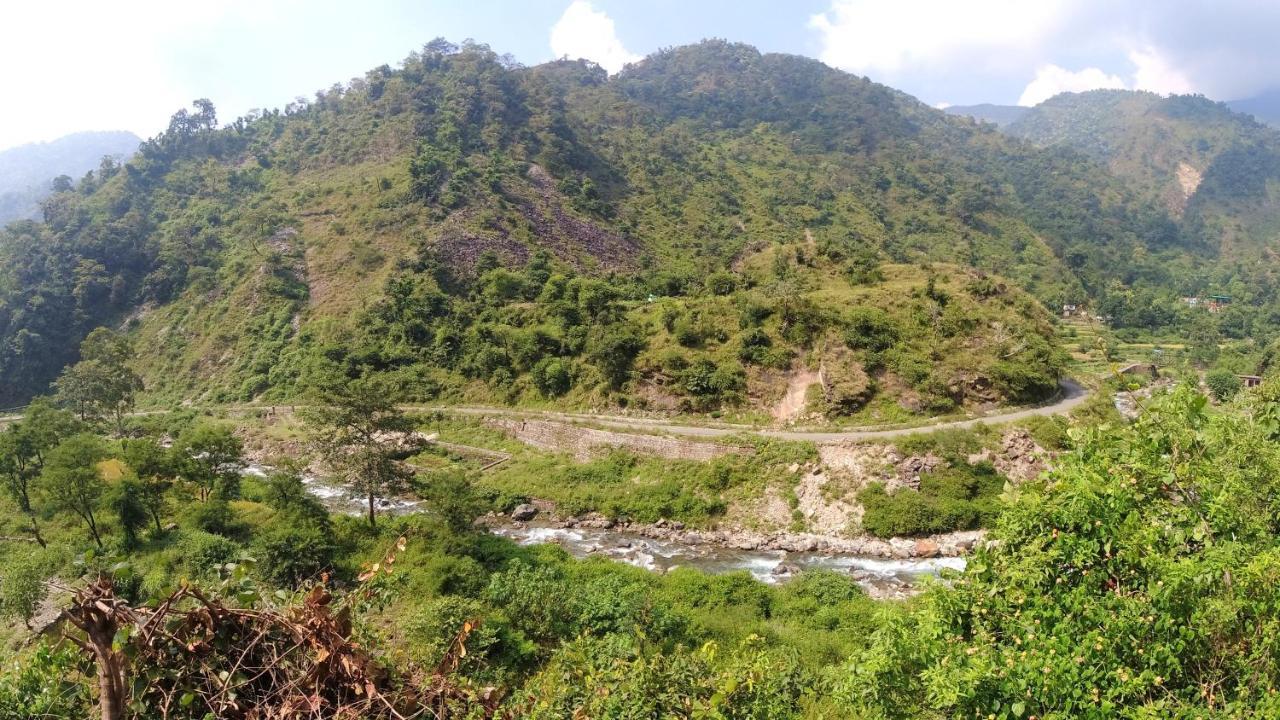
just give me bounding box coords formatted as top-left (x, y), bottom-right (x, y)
top-left (0, 40), bottom-right (1238, 408)
top-left (0, 130), bottom-right (141, 224)
top-left (1006, 90), bottom-right (1280, 230)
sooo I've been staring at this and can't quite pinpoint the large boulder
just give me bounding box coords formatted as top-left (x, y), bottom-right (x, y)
top-left (511, 503), bottom-right (539, 522)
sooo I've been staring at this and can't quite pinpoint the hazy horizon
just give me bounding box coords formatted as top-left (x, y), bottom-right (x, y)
top-left (4, 0), bottom-right (1280, 152)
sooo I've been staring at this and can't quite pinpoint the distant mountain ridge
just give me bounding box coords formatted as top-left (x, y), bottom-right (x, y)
top-left (1227, 89), bottom-right (1280, 127)
top-left (944, 103), bottom-right (1028, 127)
top-left (948, 91), bottom-right (1280, 129)
top-left (0, 130), bottom-right (141, 223)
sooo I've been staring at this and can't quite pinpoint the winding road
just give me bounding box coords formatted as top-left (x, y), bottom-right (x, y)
top-left (0, 380), bottom-right (1090, 444)
top-left (437, 378), bottom-right (1089, 444)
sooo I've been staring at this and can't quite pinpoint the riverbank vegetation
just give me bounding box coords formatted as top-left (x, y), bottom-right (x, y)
top-left (2, 379), bottom-right (1278, 718)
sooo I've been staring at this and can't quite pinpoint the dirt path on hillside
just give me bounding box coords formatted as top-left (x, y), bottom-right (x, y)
top-left (773, 368), bottom-right (821, 424)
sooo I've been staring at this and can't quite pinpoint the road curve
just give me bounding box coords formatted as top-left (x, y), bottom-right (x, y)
top-left (439, 379), bottom-right (1090, 444)
top-left (0, 380), bottom-right (1089, 444)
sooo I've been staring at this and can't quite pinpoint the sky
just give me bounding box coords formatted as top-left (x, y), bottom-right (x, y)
top-left (3, 0), bottom-right (1280, 151)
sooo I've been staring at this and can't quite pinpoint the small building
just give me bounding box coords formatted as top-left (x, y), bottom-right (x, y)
top-left (1238, 374), bottom-right (1263, 389)
top-left (1207, 294), bottom-right (1232, 314)
top-left (1061, 303), bottom-right (1078, 317)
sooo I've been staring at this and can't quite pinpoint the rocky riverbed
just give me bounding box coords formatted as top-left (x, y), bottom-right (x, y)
top-left (489, 521), bottom-right (968, 599)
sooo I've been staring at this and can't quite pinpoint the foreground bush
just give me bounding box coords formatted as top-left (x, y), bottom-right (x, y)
top-left (843, 385), bottom-right (1280, 718)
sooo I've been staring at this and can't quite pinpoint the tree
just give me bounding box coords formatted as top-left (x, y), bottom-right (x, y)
top-left (588, 326), bottom-right (645, 390)
top-left (175, 424), bottom-right (244, 502)
top-left (121, 438), bottom-right (176, 532)
top-left (107, 479), bottom-right (149, 548)
top-left (36, 434), bottom-right (108, 547)
top-left (843, 385), bottom-right (1280, 717)
top-left (303, 375), bottom-right (421, 528)
top-left (54, 328), bottom-right (143, 434)
top-left (0, 399), bottom-right (80, 546)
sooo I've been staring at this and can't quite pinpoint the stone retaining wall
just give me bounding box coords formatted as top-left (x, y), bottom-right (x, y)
top-left (486, 418), bottom-right (752, 461)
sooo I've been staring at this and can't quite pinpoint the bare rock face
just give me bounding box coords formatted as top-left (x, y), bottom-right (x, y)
top-left (994, 429), bottom-right (1049, 482)
top-left (818, 444), bottom-right (943, 493)
top-left (894, 453), bottom-right (943, 490)
top-left (511, 504), bottom-right (539, 522)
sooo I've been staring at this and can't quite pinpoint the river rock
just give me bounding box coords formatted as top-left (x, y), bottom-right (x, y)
top-left (511, 504), bottom-right (539, 521)
top-left (772, 562), bottom-right (801, 576)
top-left (889, 538), bottom-right (916, 559)
top-left (914, 539), bottom-right (940, 558)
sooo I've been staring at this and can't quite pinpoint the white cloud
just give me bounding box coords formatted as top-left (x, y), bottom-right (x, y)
top-left (1129, 47), bottom-right (1195, 96)
top-left (809, 0), bottom-right (1067, 76)
top-left (0, 0), bottom-right (302, 149)
top-left (549, 1), bottom-right (640, 75)
top-left (1017, 65), bottom-right (1127, 105)
top-left (933, 101), bottom-right (953, 110)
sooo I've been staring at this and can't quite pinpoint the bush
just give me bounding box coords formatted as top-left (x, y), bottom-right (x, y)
top-left (182, 498), bottom-right (248, 538)
top-left (252, 522), bottom-right (337, 588)
top-left (704, 271), bottom-right (736, 296)
top-left (176, 530), bottom-right (242, 578)
top-left (678, 359), bottom-right (745, 408)
top-left (404, 596), bottom-right (501, 675)
top-left (858, 464), bottom-right (1003, 537)
top-left (844, 307), bottom-right (899, 353)
top-left (1206, 368), bottom-right (1243, 402)
top-left (531, 357), bottom-right (572, 398)
top-left (0, 553), bottom-right (47, 627)
top-left (0, 644), bottom-right (90, 719)
top-left (736, 328), bottom-right (772, 365)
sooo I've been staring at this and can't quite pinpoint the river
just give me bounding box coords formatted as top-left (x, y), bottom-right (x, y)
top-left (245, 464), bottom-right (966, 597)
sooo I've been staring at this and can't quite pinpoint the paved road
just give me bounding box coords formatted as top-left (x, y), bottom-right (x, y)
top-left (1, 380), bottom-right (1089, 444)
top-left (437, 378), bottom-right (1089, 444)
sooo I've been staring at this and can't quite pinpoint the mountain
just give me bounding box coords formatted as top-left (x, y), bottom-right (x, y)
top-left (1004, 90), bottom-right (1280, 269)
top-left (0, 41), bottom-right (1241, 412)
top-left (0, 131), bottom-right (141, 224)
top-left (1228, 89), bottom-right (1280, 127)
top-left (944, 103), bottom-right (1028, 127)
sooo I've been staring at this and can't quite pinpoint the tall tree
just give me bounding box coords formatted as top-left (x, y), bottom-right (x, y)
top-left (121, 438), bottom-right (176, 533)
top-left (36, 434), bottom-right (108, 548)
top-left (107, 479), bottom-right (149, 548)
top-left (303, 375), bottom-right (421, 528)
top-left (54, 328), bottom-right (143, 434)
top-left (0, 398), bottom-right (80, 545)
top-left (174, 424), bottom-right (244, 502)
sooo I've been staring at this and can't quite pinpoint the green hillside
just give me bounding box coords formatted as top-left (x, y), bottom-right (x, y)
top-left (0, 41), bottom-right (1216, 411)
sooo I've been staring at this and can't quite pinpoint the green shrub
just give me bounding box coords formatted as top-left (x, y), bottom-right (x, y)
top-left (530, 357), bottom-right (573, 398)
top-left (0, 553), bottom-right (47, 627)
top-left (252, 522), bottom-right (337, 588)
top-left (181, 499), bottom-right (248, 538)
top-left (404, 596), bottom-right (501, 674)
top-left (844, 307), bottom-right (899, 352)
top-left (858, 463), bottom-right (1004, 537)
top-left (1206, 368), bottom-right (1243, 402)
top-left (175, 529), bottom-right (241, 578)
top-left (0, 644), bottom-right (90, 720)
